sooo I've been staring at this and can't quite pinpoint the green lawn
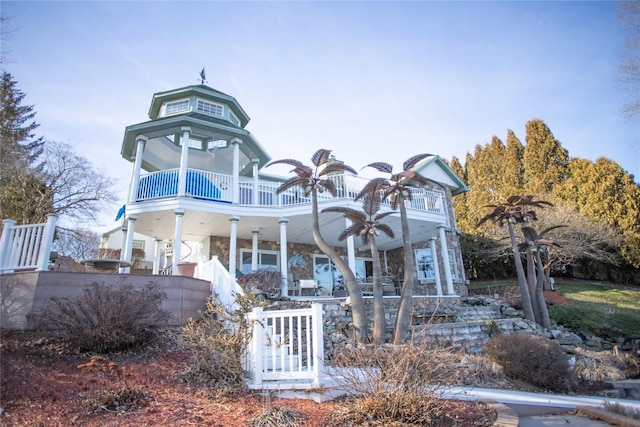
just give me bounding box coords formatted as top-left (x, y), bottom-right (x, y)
top-left (468, 278), bottom-right (640, 342)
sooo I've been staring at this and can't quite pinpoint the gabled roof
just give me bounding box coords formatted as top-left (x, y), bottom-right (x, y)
top-left (413, 155), bottom-right (469, 195)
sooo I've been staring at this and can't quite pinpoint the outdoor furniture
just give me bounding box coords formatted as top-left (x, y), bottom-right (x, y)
top-left (298, 279), bottom-right (319, 296)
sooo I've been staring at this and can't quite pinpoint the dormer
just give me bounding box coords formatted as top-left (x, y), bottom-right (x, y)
top-left (148, 85), bottom-right (250, 128)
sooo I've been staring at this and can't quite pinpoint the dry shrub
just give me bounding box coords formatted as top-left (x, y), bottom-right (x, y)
top-left (78, 356), bottom-right (146, 413)
top-left (573, 346), bottom-right (640, 381)
top-left (249, 406), bottom-right (305, 427)
top-left (180, 293), bottom-right (264, 394)
top-left (485, 333), bottom-right (572, 392)
top-left (328, 341), bottom-right (475, 426)
top-left (29, 281), bottom-right (170, 353)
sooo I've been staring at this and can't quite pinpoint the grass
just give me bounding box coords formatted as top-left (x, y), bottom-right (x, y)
top-left (468, 278), bottom-right (640, 342)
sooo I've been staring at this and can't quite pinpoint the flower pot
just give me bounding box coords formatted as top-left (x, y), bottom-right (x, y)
top-left (177, 262), bottom-right (197, 277)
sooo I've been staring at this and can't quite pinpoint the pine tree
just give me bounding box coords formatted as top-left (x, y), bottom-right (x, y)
top-left (0, 72), bottom-right (47, 223)
top-left (503, 130), bottom-right (525, 196)
top-left (523, 119), bottom-right (568, 196)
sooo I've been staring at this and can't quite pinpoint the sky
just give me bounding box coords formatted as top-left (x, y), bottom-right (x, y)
top-left (2, 0), bottom-right (638, 232)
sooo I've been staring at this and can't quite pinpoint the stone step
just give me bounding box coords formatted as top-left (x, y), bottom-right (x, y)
top-left (455, 305), bottom-right (503, 321)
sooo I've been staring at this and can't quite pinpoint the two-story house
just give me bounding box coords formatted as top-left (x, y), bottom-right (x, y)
top-left (113, 83), bottom-right (469, 298)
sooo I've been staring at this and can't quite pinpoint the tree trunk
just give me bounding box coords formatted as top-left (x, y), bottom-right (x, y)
top-left (535, 250), bottom-right (551, 328)
top-left (508, 222), bottom-right (535, 322)
top-left (526, 248), bottom-right (542, 324)
top-left (393, 195), bottom-right (416, 344)
top-left (370, 237), bottom-right (385, 345)
top-left (311, 191), bottom-right (367, 343)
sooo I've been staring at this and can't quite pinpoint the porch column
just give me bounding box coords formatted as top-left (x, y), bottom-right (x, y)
top-left (152, 239), bottom-right (162, 275)
top-left (122, 215), bottom-right (138, 273)
top-left (438, 224), bottom-right (455, 295)
top-left (128, 135), bottom-right (147, 203)
top-left (229, 216), bottom-right (240, 279)
top-left (172, 209), bottom-right (185, 274)
top-left (346, 217), bottom-right (356, 275)
top-left (119, 225), bottom-right (127, 262)
top-left (178, 127), bottom-right (191, 197)
top-left (231, 138), bottom-right (242, 204)
top-left (251, 229), bottom-right (259, 272)
top-left (252, 158), bottom-right (260, 206)
top-left (279, 218), bottom-right (289, 297)
top-left (429, 237), bottom-right (443, 296)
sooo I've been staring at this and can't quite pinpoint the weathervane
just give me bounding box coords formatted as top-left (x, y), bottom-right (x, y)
top-left (199, 68), bottom-right (207, 84)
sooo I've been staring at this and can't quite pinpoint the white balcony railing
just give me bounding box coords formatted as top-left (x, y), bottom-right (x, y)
top-left (135, 168), bottom-right (446, 215)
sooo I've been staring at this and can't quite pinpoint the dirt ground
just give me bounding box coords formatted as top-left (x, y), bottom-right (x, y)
top-left (1, 330), bottom-right (496, 427)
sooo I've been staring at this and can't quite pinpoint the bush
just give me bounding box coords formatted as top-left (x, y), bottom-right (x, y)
top-left (485, 334), bottom-right (572, 392)
top-left (29, 281), bottom-right (170, 353)
top-left (180, 293), bottom-right (264, 394)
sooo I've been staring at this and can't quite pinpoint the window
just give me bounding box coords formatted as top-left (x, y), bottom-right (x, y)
top-left (164, 99), bottom-right (190, 115)
top-left (228, 111), bottom-right (240, 126)
top-left (355, 258), bottom-right (373, 282)
top-left (415, 249), bottom-right (435, 280)
top-left (414, 248), bottom-right (459, 280)
top-left (132, 240), bottom-right (145, 251)
top-left (196, 99), bottom-right (224, 117)
top-left (240, 249), bottom-right (279, 274)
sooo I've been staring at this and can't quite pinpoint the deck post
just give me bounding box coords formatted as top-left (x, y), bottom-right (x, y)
top-left (36, 215), bottom-right (58, 271)
top-left (311, 303), bottom-right (324, 386)
top-left (0, 219), bottom-right (16, 270)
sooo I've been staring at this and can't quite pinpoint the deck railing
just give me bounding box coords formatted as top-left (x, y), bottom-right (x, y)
top-left (136, 168), bottom-right (446, 215)
top-left (0, 215), bottom-right (58, 273)
top-left (195, 255), bottom-right (244, 312)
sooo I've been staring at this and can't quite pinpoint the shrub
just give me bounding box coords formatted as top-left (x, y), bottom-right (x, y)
top-left (29, 281), bottom-right (170, 353)
top-left (328, 341), bottom-right (492, 426)
top-left (485, 333), bottom-right (572, 392)
top-left (77, 355), bottom-right (146, 413)
top-left (180, 293), bottom-right (264, 394)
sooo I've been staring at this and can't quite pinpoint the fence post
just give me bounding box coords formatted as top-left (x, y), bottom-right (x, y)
top-left (251, 306), bottom-right (264, 387)
top-left (0, 219), bottom-right (17, 271)
top-left (311, 303), bottom-right (324, 386)
top-left (36, 215), bottom-right (58, 271)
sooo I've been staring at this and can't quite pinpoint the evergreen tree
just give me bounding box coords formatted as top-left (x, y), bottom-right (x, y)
top-left (503, 130), bottom-right (525, 195)
top-left (0, 72), bottom-right (47, 223)
top-left (523, 119), bottom-right (568, 196)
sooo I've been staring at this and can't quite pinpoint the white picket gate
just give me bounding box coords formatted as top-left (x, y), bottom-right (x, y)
top-left (246, 303), bottom-right (324, 389)
top-left (0, 215), bottom-right (58, 273)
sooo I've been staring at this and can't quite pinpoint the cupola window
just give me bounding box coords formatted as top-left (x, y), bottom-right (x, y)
top-left (164, 99), bottom-right (190, 115)
top-left (196, 99), bottom-right (224, 117)
top-left (228, 111), bottom-right (240, 126)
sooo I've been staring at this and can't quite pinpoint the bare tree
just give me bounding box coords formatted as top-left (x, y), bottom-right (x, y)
top-left (53, 227), bottom-right (101, 262)
top-left (42, 141), bottom-right (117, 223)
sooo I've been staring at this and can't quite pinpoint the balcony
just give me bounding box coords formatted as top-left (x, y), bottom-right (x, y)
top-left (135, 168), bottom-right (447, 215)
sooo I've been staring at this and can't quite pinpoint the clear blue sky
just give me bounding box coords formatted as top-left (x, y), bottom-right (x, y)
top-left (2, 1), bottom-right (638, 229)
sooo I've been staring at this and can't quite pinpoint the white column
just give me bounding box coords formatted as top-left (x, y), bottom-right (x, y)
top-left (0, 219), bottom-right (16, 268)
top-left (178, 127), bottom-right (191, 197)
top-left (152, 239), bottom-right (161, 275)
top-left (279, 218), bottom-right (289, 297)
top-left (438, 224), bottom-right (455, 295)
top-left (346, 217), bottom-right (356, 276)
top-left (231, 138), bottom-right (242, 204)
top-left (252, 158), bottom-right (260, 206)
top-left (172, 209), bottom-right (185, 274)
top-left (429, 237), bottom-right (443, 296)
top-left (251, 229), bottom-right (259, 272)
top-left (229, 216), bottom-right (240, 279)
top-left (37, 214), bottom-right (58, 271)
top-left (128, 135), bottom-right (147, 203)
top-left (122, 215), bottom-right (138, 273)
